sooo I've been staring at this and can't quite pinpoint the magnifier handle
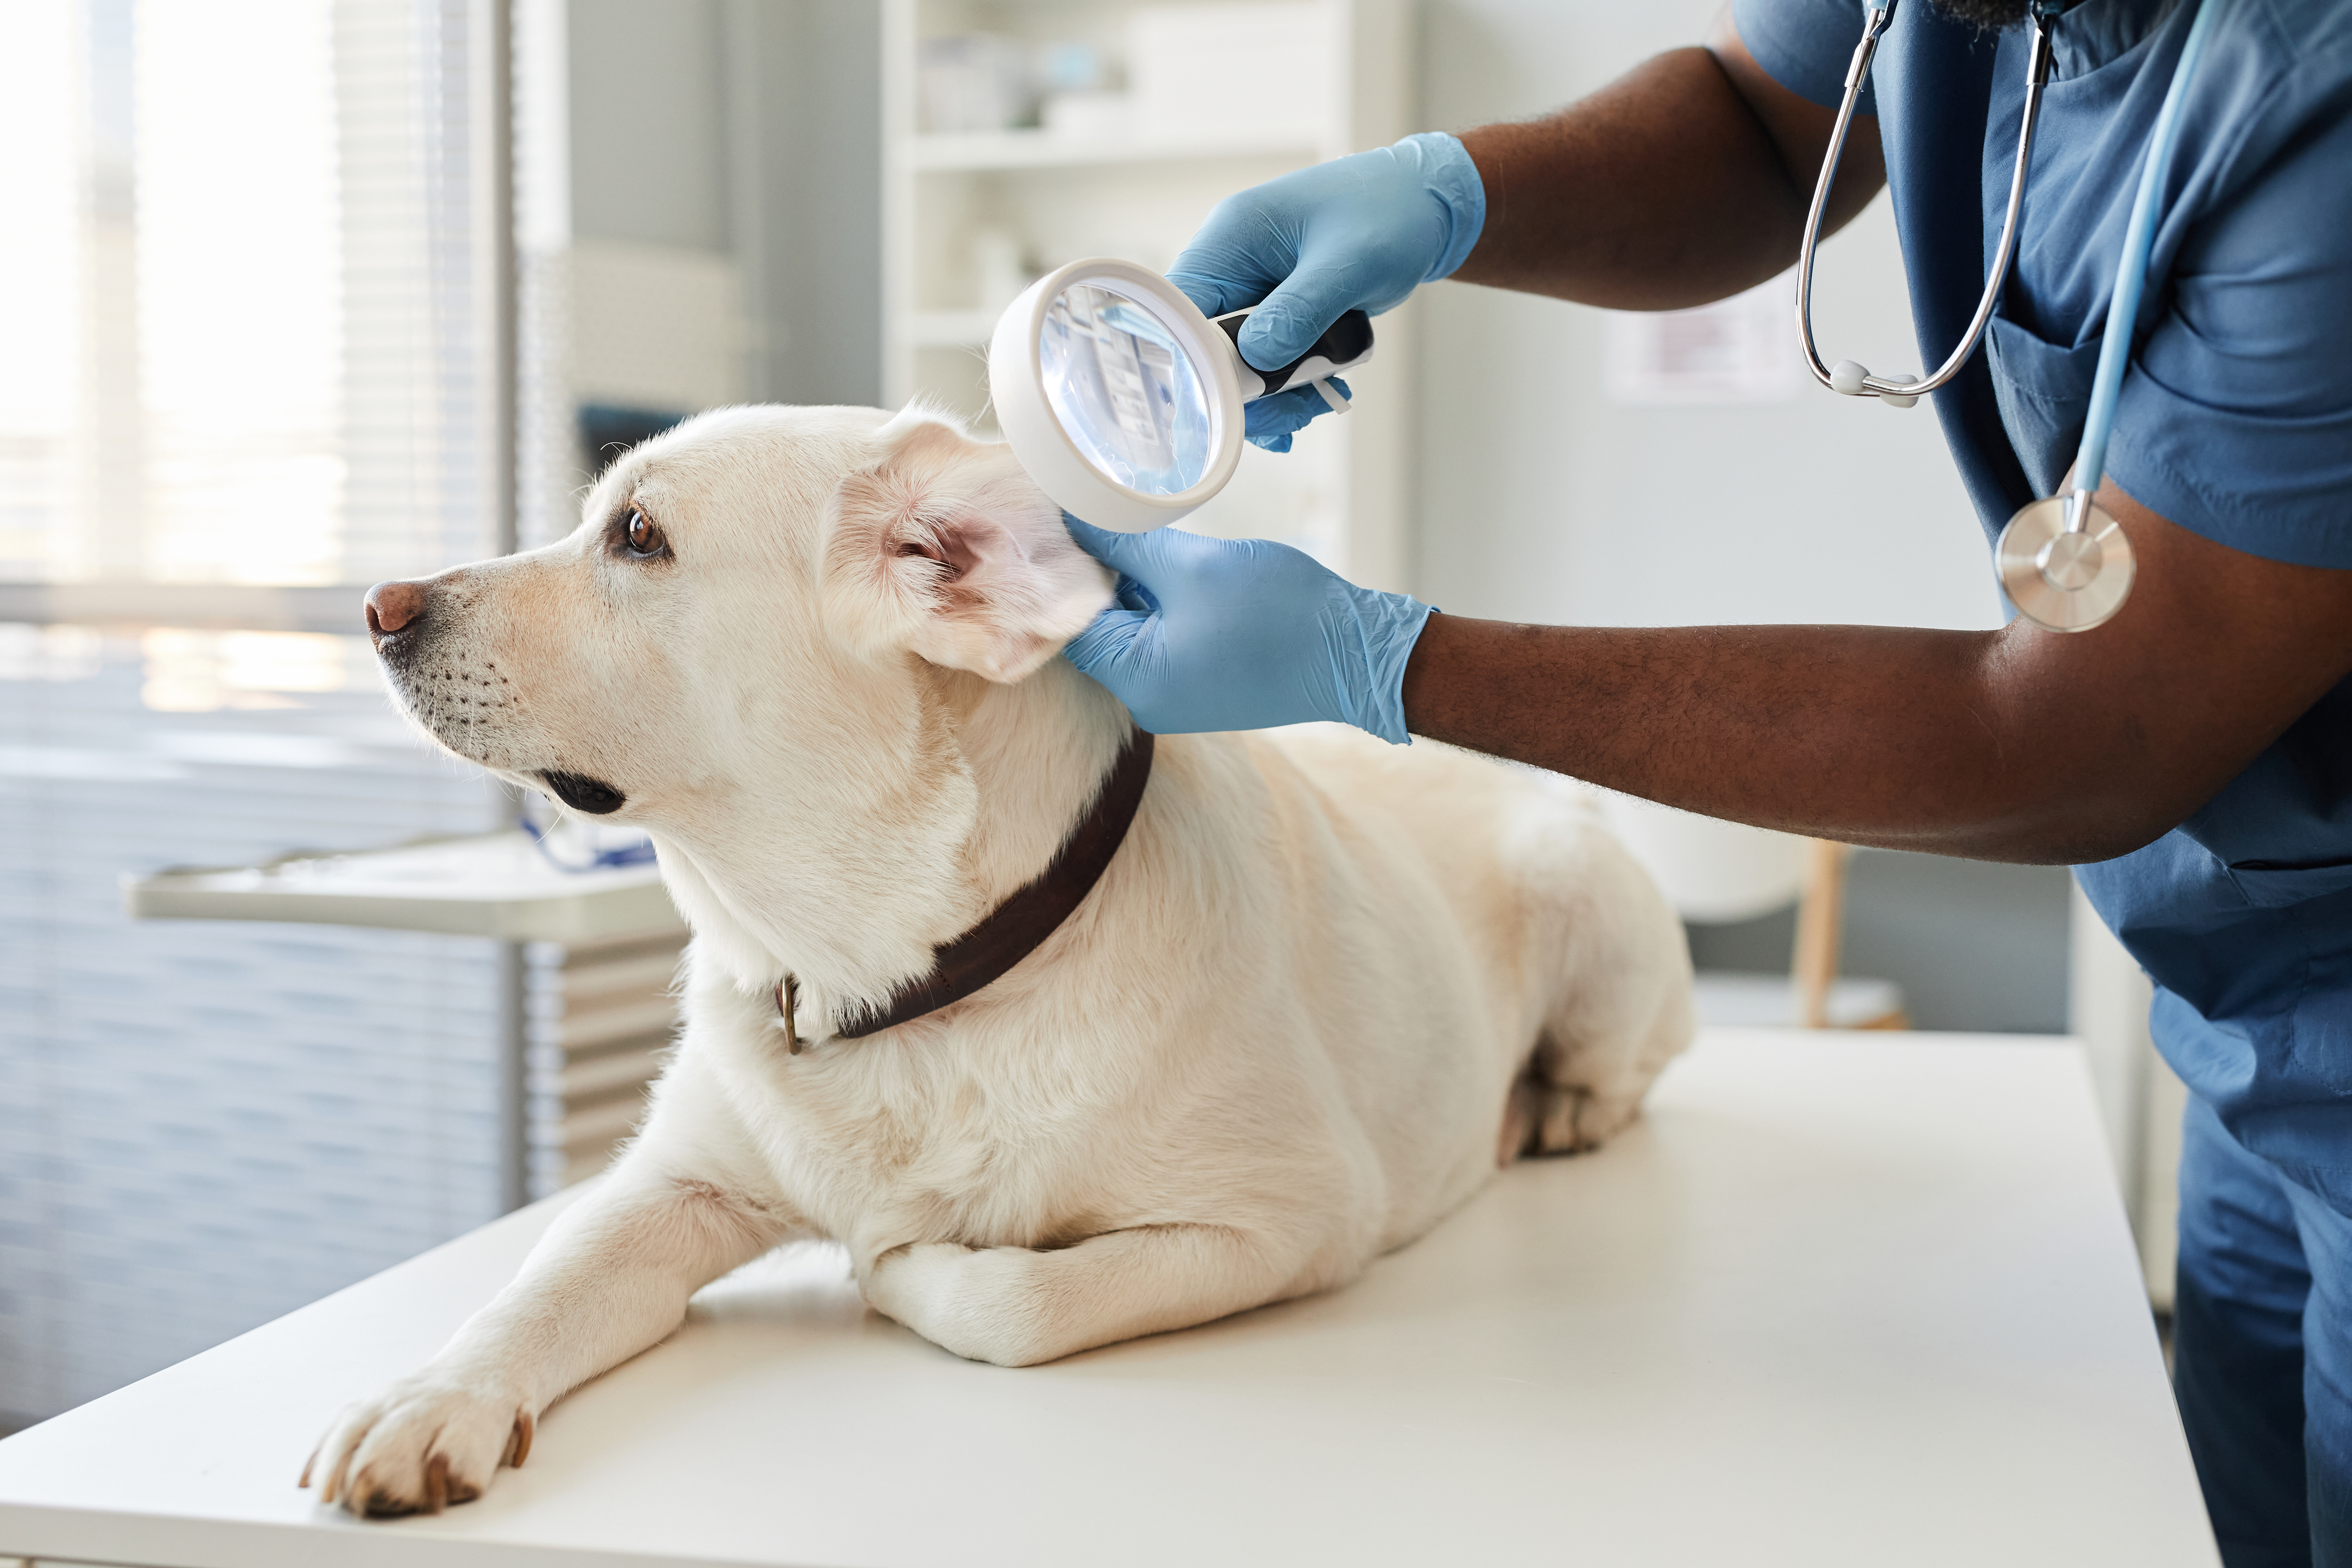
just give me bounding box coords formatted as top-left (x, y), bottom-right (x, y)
top-left (1212, 308), bottom-right (1375, 402)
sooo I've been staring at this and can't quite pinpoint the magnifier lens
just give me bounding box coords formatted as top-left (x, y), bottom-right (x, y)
top-left (1038, 283), bottom-right (1215, 497)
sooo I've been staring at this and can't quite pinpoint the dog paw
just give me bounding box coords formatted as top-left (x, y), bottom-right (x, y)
top-left (1536, 1085), bottom-right (1641, 1154)
top-left (1505, 1077), bottom-right (1642, 1160)
top-left (301, 1373), bottom-right (534, 1518)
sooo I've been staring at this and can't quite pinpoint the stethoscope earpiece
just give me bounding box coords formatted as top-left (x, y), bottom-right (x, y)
top-left (1827, 363), bottom-right (1919, 408)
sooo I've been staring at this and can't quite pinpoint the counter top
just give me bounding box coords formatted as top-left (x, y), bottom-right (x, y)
top-left (0, 1029), bottom-right (2217, 1567)
top-left (123, 831), bottom-right (681, 943)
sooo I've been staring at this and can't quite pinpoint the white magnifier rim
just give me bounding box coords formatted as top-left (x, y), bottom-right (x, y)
top-left (988, 257), bottom-right (1246, 534)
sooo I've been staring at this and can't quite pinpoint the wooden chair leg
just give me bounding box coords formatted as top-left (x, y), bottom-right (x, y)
top-left (1791, 839), bottom-right (1853, 1029)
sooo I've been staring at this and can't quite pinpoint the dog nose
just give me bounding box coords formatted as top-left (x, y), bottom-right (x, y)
top-left (365, 580), bottom-right (428, 638)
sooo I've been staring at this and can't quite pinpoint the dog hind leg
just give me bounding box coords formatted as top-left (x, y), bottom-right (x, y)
top-left (1511, 815), bottom-right (1696, 1159)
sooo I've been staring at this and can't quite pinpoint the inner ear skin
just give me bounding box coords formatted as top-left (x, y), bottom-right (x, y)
top-left (825, 416), bottom-right (1107, 681)
top-left (891, 518), bottom-right (1004, 616)
top-left (895, 518), bottom-right (980, 579)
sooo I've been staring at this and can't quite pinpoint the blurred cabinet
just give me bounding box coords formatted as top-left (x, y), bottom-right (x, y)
top-left (525, 931), bottom-right (686, 1197)
top-left (128, 831), bottom-right (686, 1203)
top-left (2070, 880), bottom-right (2187, 1308)
top-left (880, 0), bottom-right (1417, 589)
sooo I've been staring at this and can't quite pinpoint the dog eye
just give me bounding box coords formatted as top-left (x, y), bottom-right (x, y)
top-left (622, 509), bottom-right (668, 559)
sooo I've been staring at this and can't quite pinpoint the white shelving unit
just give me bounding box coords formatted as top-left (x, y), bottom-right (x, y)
top-left (125, 835), bottom-right (688, 1200)
top-left (881, 0), bottom-right (1417, 590)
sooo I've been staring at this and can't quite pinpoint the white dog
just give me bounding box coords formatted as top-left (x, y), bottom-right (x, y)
top-left (304, 405), bottom-right (1693, 1517)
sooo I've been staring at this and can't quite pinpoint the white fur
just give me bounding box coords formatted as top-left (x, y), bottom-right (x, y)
top-left (304, 405), bottom-right (1694, 1518)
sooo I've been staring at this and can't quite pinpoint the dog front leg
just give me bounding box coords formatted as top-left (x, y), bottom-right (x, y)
top-left (861, 1223), bottom-right (1313, 1367)
top-left (306, 1167), bottom-right (797, 1516)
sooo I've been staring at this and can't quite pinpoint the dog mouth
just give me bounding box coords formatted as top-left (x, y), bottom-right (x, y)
top-left (542, 771), bottom-right (627, 815)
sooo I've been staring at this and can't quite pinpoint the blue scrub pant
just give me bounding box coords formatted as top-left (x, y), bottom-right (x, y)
top-left (2177, 1094), bottom-right (2352, 1568)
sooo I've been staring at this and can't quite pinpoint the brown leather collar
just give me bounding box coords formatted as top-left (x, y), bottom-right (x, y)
top-left (775, 728), bottom-right (1154, 1052)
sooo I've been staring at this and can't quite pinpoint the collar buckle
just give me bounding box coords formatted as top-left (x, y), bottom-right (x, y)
top-left (776, 973), bottom-right (806, 1055)
top-left (770, 727), bottom-right (1154, 1052)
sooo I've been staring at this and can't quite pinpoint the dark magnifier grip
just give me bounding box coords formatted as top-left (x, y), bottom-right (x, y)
top-left (1216, 309), bottom-right (1375, 401)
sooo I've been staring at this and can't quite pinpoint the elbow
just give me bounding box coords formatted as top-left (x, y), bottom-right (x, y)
top-left (1980, 824), bottom-right (2173, 869)
top-left (1940, 790), bottom-right (2195, 869)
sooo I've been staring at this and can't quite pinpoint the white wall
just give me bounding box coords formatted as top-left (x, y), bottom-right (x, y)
top-left (568, 0), bottom-right (731, 250)
top-left (562, 0), bottom-right (747, 414)
top-left (557, 0), bottom-right (881, 415)
top-left (1412, 0), bottom-right (2002, 633)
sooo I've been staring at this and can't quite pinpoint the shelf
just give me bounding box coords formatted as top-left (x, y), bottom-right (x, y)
top-left (907, 128), bottom-right (1322, 172)
top-left (125, 831), bottom-right (685, 944)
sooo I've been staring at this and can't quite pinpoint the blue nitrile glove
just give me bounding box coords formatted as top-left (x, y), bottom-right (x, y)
top-left (1242, 377), bottom-right (1350, 455)
top-left (1062, 516), bottom-right (1437, 744)
top-left (1169, 132), bottom-right (1485, 451)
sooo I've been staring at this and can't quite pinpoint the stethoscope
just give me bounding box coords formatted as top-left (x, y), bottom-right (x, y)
top-left (1795, 0), bottom-right (2237, 632)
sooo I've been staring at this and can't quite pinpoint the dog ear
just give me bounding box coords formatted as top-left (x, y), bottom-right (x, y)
top-left (825, 416), bottom-right (1113, 682)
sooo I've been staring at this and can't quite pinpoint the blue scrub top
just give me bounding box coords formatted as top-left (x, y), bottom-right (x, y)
top-left (1736, 0), bottom-right (2352, 1204)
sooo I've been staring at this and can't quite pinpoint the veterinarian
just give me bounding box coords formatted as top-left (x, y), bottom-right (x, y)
top-left (1057, 1), bottom-right (2352, 1562)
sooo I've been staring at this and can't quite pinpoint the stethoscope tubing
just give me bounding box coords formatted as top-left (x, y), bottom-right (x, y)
top-left (1795, 1), bottom-right (2057, 401)
top-left (2064, 0), bottom-right (2237, 530)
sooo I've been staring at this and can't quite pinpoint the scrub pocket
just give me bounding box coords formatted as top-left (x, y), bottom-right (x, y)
top-left (2226, 860), bottom-right (2352, 911)
top-left (1987, 311), bottom-right (2102, 500)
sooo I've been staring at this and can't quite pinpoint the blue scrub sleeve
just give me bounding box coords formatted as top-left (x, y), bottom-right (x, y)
top-left (1733, 0), bottom-right (1877, 118)
top-left (2107, 28), bottom-right (2352, 569)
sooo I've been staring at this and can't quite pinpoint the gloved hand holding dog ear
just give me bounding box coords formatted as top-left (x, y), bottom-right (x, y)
top-left (1061, 517), bottom-right (1437, 744)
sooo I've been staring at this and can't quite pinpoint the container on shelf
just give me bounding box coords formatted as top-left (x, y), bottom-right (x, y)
top-left (1130, 3), bottom-right (1334, 143)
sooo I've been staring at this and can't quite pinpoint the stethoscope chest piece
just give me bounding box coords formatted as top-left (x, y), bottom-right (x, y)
top-left (1995, 495), bottom-right (2136, 632)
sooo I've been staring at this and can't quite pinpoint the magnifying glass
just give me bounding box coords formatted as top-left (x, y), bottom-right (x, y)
top-left (988, 257), bottom-right (1374, 533)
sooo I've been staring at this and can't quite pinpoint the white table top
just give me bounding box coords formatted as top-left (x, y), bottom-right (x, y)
top-left (124, 831), bottom-right (683, 943)
top-left (0, 1029), bottom-right (2218, 1568)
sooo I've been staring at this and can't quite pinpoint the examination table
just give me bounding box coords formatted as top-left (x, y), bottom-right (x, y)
top-left (0, 1028), bottom-right (2218, 1567)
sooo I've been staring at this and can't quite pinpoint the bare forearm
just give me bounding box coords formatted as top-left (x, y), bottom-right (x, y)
top-left (1395, 484), bottom-right (2352, 867)
top-left (1400, 615), bottom-right (2159, 865)
top-left (1451, 27), bottom-right (1883, 310)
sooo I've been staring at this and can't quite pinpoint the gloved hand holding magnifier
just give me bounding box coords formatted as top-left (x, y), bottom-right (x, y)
top-left (988, 257), bottom-right (1374, 533)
